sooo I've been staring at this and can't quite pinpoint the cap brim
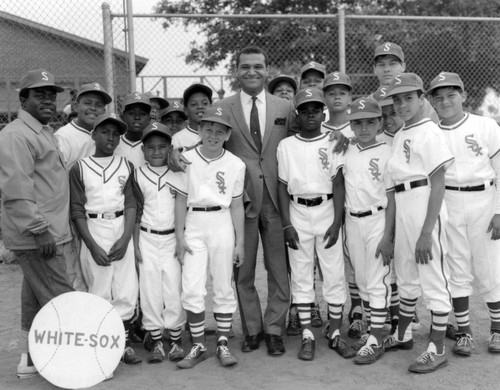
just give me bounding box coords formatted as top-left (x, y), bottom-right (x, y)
top-left (268, 76), bottom-right (297, 94)
top-left (349, 112), bottom-right (381, 120)
top-left (296, 99), bottom-right (325, 109)
top-left (77, 90), bottom-right (112, 105)
top-left (124, 101), bottom-right (152, 110)
top-left (201, 117), bottom-right (232, 129)
top-left (151, 97), bottom-right (169, 109)
top-left (323, 82), bottom-right (352, 91)
top-left (161, 108), bottom-right (187, 120)
top-left (95, 118), bottom-right (128, 135)
top-left (386, 85), bottom-right (423, 97)
top-left (427, 82), bottom-right (463, 95)
top-left (377, 98), bottom-right (393, 107)
top-left (141, 129), bottom-right (172, 142)
top-left (23, 83), bottom-right (64, 93)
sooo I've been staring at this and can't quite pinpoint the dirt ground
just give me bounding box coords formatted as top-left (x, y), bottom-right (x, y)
top-left (1, 252), bottom-right (498, 390)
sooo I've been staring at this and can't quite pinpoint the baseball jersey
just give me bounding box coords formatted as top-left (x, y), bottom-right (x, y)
top-left (166, 147), bottom-right (245, 208)
top-left (439, 113), bottom-right (500, 186)
top-left (336, 142), bottom-right (391, 212)
top-left (376, 130), bottom-right (397, 147)
top-left (171, 125), bottom-right (201, 149)
top-left (322, 122), bottom-right (355, 139)
top-left (55, 121), bottom-right (95, 167)
top-left (70, 155), bottom-right (135, 217)
top-left (135, 164), bottom-right (175, 230)
top-left (277, 132), bottom-right (336, 196)
top-left (115, 135), bottom-right (145, 167)
top-left (386, 119), bottom-right (454, 189)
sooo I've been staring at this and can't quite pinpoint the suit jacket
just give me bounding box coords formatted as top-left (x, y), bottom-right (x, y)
top-left (213, 91), bottom-right (297, 218)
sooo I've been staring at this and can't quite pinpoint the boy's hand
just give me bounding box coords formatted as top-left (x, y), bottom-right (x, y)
top-left (329, 131), bottom-right (349, 154)
top-left (233, 243), bottom-right (244, 267)
top-left (415, 232), bottom-right (432, 264)
top-left (34, 230), bottom-right (56, 258)
top-left (90, 244), bottom-right (110, 266)
top-left (168, 148), bottom-right (191, 172)
top-left (174, 238), bottom-right (193, 264)
top-left (487, 214), bottom-right (500, 240)
top-left (375, 237), bottom-right (394, 266)
top-left (324, 223), bottom-right (340, 248)
top-left (284, 225), bottom-right (299, 250)
top-left (108, 237), bottom-right (128, 262)
top-left (134, 245), bottom-right (143, 265)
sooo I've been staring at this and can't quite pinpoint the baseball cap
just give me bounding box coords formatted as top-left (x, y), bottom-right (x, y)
top-left (268, 75), bottom-right (298, 94)
top-left (122, 92), bottom-right (152, 111)
top-left (19, 69), bottom-right (64, 93)
top-left (374, 42), bottom-right (405, 63)
top-left (386, 73), bottom-right (425, 97)
top-left (182, 84), bottom-right (213, 105)
top-left (323, 71), bottom-right (352, 91)
top-left (300, 62), bottom-right (327, 79)
top-left (201, 106), bottom-right (232, 129)
top-left (141, 121), bottom-right (172, 142)
top-left (146, 92), bottom-right (169, 109)
top-left (294, 88), bottom-right (325, 110)
top-left (427, 72), bottom-right (464, 95)
top-left (93, 113), bottom-right (127, 135)
top-left (372, 86), bottom-right (393, 107)
top-left (76, 83), bottom-right (112, 105)
top-left (160, 100), bottom-right (188, 120)
top-left (349, 98), bottom-right (382, 120)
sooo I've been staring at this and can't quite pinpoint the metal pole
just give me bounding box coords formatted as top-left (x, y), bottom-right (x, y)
top-left (338, 4), bottom-right (346, 73)
top-left (126, 0), bottom-right (136, 92)
top-left (102, 2), bottom-right (116, 114)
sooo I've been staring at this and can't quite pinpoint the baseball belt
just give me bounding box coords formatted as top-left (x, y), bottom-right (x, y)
top-left (445, 180), bottom-right (494, 192)
top-left (290, 194), bottom-right (333, 207)
top-left (394, 179), bottom-right (428, 193)
top-left (87, 210), bottom-right (124, 219)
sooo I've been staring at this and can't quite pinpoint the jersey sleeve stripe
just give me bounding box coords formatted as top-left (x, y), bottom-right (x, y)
top-left (232, 191), bottom-right (244, 199)
top-left (490, 148), bottom-right (500, 160)
top-left (278, 177), bottom-right (288, 185)
top-left (428, 157), bottom-right (454, 177)
top-left (166, 182), bottom-right (187, 196)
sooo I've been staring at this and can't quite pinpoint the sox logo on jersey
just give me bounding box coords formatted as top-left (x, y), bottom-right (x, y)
top-left (465, 134), bottom-right (483, 156)
top-left (369, 158), bottom-right (381, 181)
top-left (318, 147), bottom-right (329, 170)
top-left (403, 139), bottom-right (411, 163)
top-left (216, 171), bottom-right (226, 194)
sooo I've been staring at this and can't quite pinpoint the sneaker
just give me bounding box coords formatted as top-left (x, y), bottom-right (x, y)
top-left (411, 310), bottom-right (421, 331)
top-left (148, 341), bottom-right (165, 364)
top-left (216, 340), bottom-right (238, 367)
top-left (122, 346), bottom-right (142, 365)
top-left (287, 310), bottom-right (302, 336)
top-left (168, 341), bottom-right (185, 362)
top-left (354, 342), bottom-right (384, 365)
top-left (351, 333), bottom-right (370, 352)
top-left (328, 335), bottom-right (356, 359)
top-left (348, 315), bottom-right (363, 339)
top-left (311, 305), bottom-right (324, 328)
top-left (298, 337), bottom-right (315, 361)
top-left (383, 335), bottom-right (414, 351)
top-left (446, 323), bottom-right (459, 341)
top-left (177, 343), bottom-right (208, 369)
top-left (17, 353), bottom-right (38, 379)
top-left (452, 333), bottom-right (474, 356)
top-left (488, 332), bottom-right (500, 353)
top-left (408, 350), bottom-right (448, 373)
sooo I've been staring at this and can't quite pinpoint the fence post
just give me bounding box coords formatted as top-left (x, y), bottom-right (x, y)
top-left (338, 4), bottom-right (346, 73)
top-left (102, 2), bottom-right (116, 114)
top-left (125, 0), bottom-right (137, 92)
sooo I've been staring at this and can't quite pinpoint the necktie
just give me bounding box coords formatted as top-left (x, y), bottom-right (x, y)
top-left (250, 97), bottom-right (262, 152)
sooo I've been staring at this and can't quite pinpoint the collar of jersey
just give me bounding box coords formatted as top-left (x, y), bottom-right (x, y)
top-left (186, 125), bottom-right (199, 135)
top-left (402, 118), bottom-right (433, 131)
top-left (438, 112), bottom-right (469, 130)
top-left (146, 163), bottom-right (168, 175)
top-left (295, 132), bottom-right (329, 142)
top-left (121, 135), bottom-right (142, 147)
top-left (71, 120), bottom-right (92, 135)
top-left (356, 141), bottom-right (386, 152)
top-left (195, 146), bottom-right (225, 163)
top-left (322, 121), bottom-right (349, 132)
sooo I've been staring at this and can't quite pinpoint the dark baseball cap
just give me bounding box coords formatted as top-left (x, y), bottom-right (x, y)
top-left (323, 71), bottom-right (352, 91)
top-left (141, 121), bottom-right (172, 142)
top-left (160, 101), bottom-right (188, 120)
top-left (147, 92), bottom-right (169, 109)
top-left (427, 72), bottom-right (465, 95)
top-left (19, 69), bottom-right (64, 93)
top-left (93, 113), bottom-right (128, 135)
top-left (182, 84), bottom-right (213, 105)
top-left (294, 88), bottom-right (325, 110)
top-left (201, 106), bottom-right (232, 129)
top-left (300, 62), bottom-right (327, 79)
top-left (268, 75), bottom-right (298, 94)
top-left (374, 42), bottom-right (405, 63)
top-left (349, 98), bottom-right (382, 120)
top-left (386, 73), bottom-right (425, 97)
top-left (372, 86), bottom-right (393, 107)
top-left (77, 83), bottom-right (112, 105)
top-left (122, 92), bottom-right (152, 111)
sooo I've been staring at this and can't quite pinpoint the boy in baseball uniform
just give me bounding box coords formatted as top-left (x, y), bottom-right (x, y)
top-left (134, 121), bottom-right (187, 364)
top-left (70, 113), bottom-right (141, 365)
top-left (384, 73), bottom-right (453, 373)
top-left (374, 86), bottom-right (405, 147)
top-left (268, 75), bottom-right (297, 101)
top-left (147, 92), bottom-right (169, 121)
top-left (299, 61), bottom-right (326, 90)
top-left (277, 88), bottom-right (354, 361)
top-left (116, 92), bottom-right (152, 167)
top-left (171, 83), bottom-right (213, 149)
top-left (333, 98), bottom-right (394, 364)
top-left (167, 107), bottom-right (245, 369)
top-left (428, 72), bottom-right (500, 355)
top-left (161, 100), bottom-right (187, 136)
top-left (322, 71), bottom-right (355, 139)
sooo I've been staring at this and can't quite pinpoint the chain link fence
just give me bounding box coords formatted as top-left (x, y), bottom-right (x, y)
top-left (2, 2), bottom-right (500, 129)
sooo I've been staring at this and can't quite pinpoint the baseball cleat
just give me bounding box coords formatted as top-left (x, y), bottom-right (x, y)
top-left (216, 340), bottom-right (238, 367)
top-left (348, 316), bottom-right (364, 339)
top-left (383, 334), bottom-right (414, 351)
top-left (354, 340), bottom-right (385, 365)
top-left (328, 335), bottom-right (356, 358)
top-left (445, 323), bottom-right (459, 341)
top-left (452, 333), bottom-right (474, 356)
top-left (122, 346), bottom-right (142, 365)
top-left (351, 333), bottom-right (370, 352)
top-left (488, 332), bottom-right (500, 353)
top-left (408, 350), bottom-right (448, 373)
top-left (298, 337), bottom-right (315, 361)
top-left (311, 305), bottom-right (324, 328)
top-left (148, 340), bottom-right (166, 363)
top-left (177, 343), bottom-right (208, 369)
top-left (17, 353), bottom-right (38, 379)
top-left (287, 310), bottom-right (302, 336)
top-left (168, 341), bottom-right (185, 361)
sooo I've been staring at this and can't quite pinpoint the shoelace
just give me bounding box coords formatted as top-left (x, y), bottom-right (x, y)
top-left (289, 314), bottom-right (300, 328)
top-left (491, 333), bottom-right (500, 343)
top-left (185, 344), bottom-right (203, 359)
top-left (456, 335), bottom-right (472, 347)
top-left (170, 343), bottom-right (182, 353)
top-left (357, 344), bottom-right (375, 356)
top-left (350, 319), bottom-right (363, 331)
top-left (416, 351), bottom-right (435, 364)
top-left (312, 308), bottom-right (321, 320)
top-left (153, 343), bottom-right (165, 356)
top-left (217, 345), bottom-right (231, 358)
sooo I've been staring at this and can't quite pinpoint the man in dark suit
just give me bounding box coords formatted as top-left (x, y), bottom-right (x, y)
top-left (212, 46), bottom-right (296, 355)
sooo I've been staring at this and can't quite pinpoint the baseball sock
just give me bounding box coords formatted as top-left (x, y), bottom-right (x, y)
top-left (390, 283), bottom-right (400, 320)
top-left (297, 303), bottom-right (312, 328)
top-left (170, 327), bottom-right (182, 343)
top-left (150, 329), bottom-right (163, 342)
top-left (362, 300), bottom-right (371, 333)
top-left (187, 311), bottom-right (205, 345)
top-left (487, 301), bottom-right (500, 333)
top-left (123, 320), bottom-right (132, 346)
top-left (397, 297), bottom-right (417, 342)
top-left (349, 283), bottom-right (362, 320)
top-left (452, 296), bottom-right (472, 335)
top-left (214, 313), bottom-right (232, 337)
top-left (430, 311), bottom-right (449, 354)
top-left (370, 307), bottom-right (387, 345)
top-left (327, 303), bottom-right (343, 338)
